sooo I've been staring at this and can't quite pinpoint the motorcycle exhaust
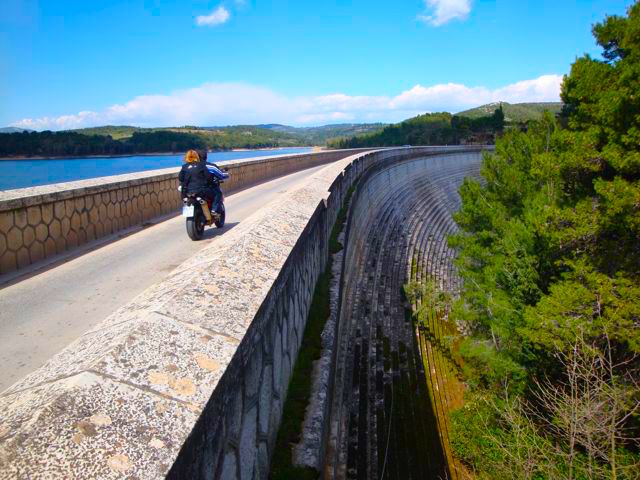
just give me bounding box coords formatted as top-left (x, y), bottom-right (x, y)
top-left (198, 198), bottom-right (214, 224)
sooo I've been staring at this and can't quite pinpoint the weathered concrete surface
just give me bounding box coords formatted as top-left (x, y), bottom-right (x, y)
top-left (0, 146), bottom-right (485, 479)
top-left (0, 149), bottom-right (368, 274)
top-left (0, 163), bottom-right (333, 392)
top-left (326, 152), bottom-right (486, 479)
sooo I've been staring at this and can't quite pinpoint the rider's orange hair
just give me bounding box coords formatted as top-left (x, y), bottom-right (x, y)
top-left (185, 150), bottom-right (200, 163)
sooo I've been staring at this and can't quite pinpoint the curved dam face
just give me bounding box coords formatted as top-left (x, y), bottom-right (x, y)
top-left (328, 152), bottom-right (483, 479)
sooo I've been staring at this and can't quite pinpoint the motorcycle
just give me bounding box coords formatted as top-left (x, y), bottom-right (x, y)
top-left (181, 163), bottom-right (229, 241)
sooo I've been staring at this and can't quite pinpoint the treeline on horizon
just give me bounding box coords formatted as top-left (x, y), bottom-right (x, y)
top-left (329, 108), bottom-right (506, 148)
top-left (410, 4), bottom-right (640, 478)
top-left (0, 128), bottom-right (302, 158)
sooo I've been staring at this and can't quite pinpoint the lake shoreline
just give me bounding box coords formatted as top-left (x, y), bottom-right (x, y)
top-left (0, 147), bottom-right (316, 190)
top-left (0, 146), bottom-right (316, 161)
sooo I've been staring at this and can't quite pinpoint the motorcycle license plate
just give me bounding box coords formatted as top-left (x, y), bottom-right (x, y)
top-left (182, 205), bottom-right (195, 217)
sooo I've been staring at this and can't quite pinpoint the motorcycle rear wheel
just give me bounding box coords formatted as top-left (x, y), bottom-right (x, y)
top-left (186, 210), bottom-right (205, 241)
top-left (215, 204), bottom-right (226, 228)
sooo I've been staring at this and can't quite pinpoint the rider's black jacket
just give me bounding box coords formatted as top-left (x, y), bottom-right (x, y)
top-left (178, 161), bottom-right (216, 194)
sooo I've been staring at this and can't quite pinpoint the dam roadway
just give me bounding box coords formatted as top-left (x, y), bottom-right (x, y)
top-left (0, 162), bottom-right (332, 392)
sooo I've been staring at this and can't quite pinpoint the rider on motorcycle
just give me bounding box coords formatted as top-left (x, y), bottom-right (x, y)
top-left (196, 149), bottom-right (226, 214)
top-left (178, 150), bottom-right (218, 212)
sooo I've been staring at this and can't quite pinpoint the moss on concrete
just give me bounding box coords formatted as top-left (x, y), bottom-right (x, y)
top-left (270, 187), bottom-right (355, 479)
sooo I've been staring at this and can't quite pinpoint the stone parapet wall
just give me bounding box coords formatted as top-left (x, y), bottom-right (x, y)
top-left (0, 149), bottom-right (368, 275)
top-left (0, 146), bottom-right (487, 480)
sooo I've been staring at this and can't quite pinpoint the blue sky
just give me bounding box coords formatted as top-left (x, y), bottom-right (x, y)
top-left (1, 0), bottom-right (633, 129)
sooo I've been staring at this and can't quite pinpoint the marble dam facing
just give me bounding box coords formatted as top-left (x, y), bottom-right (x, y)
top-left (0, 146), bottom-right (487, 479)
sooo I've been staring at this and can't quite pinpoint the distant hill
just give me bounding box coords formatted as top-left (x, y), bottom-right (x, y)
top-left (457, 102), bottom-right (563, 123)
top-left (74, 123), bottom-right (386, 146)
top-left (72, 125), bottom-right (305, 148)
top-left (0, 127), bottom-right (34, 134)
top-left (257, 123), bottom-right (387, 144)
top-left (74, 126), bottom-right (142, 140)
top-left (331, 109), bottom-right (504, 149)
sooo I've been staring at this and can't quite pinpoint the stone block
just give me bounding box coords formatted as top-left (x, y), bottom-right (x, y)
top-left (29, 242), bottom-right (44, 263)
top-left (65, 199), bottom-right (75, 218)
top-left (26, 206), bottom-right (41, 226)
top-left (48, 219), bottom-right (61, 240)
top-left (244, 346), bottom-right (262, 401)
top-left (257, 442), bottom-right (269, 480)
top-left (0, 211), bottom-right (13, 233)
top-left (258, 365), bottom-right (272, 436)
top-left (6, 226), bottom-right (22, 251)
top-left (16, 246), bottom-right (30, 268)
top-left (0, 250), bottom-right (17, 273)
top-left (226, 389), bottom-right (244, 442)
top-left (22, 226), bottom-right (35, 247)
top-left (86, 224), bottom-right (96, 242)
top-left (272, 328), bottom-right (282, 396)
top-left (44, 238), bottom-right (56, 257)
top-left (70, 212), bottom-right (81, 232)
top-left (107, 203), bottom-right (115, 220)
top-left (238, 406), bottom-right (257, 480)
top-left (110, 190), bottom-right (117, 203)
top-left (74, 197), bottom-right (85, 212)
top-left (14, 209), bottom-right (27, 229)
top-left (89, 206), bottom-right (99, 224)
top-left (220, 451), bottom-right (238, 480)
top-left (35, 224), bottom-right (48, 242)
top-left (67, 230), bottom-right (78, 249)
top-left (281, 353), bottom-right (291, 397)
top-left (55, 236), bottom-right (66, 253)
top-left (61, 217), bottom-right (71, 236)
top-left (0, 233), bottom-right (6, 256)
top-left (103, 218), bottom-right (113, 235)
top-left (85, 195), bottom-right (94, 210)
top-left (269, 396), bottom-right (282, 449)
top-left (53, 201), bottom-right (65, 220)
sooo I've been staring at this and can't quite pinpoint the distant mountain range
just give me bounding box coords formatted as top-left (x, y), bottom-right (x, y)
top-left (1, 103), bottom-right (561, 155)
top-left (457, 102), bottom-right (563, 122)
top-left (0, 127), bottom-right (33, 133)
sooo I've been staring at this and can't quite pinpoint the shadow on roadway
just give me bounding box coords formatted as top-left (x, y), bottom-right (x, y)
top-left (199, 221), bottom-right (240, 240)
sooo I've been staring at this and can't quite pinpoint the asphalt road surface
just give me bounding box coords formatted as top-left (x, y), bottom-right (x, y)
top-left (0, 163), bottom-right (331, 392)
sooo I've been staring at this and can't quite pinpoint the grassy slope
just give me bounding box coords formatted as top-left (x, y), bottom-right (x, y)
top-left (457, 102), bottom-right (563, 122)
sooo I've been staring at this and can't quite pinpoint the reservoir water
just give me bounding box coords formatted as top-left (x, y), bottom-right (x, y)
top-left (0, 147), bottom-right (313, 191)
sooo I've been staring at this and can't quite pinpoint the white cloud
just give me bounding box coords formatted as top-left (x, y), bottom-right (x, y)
top-left (11, 75), bottom-right (563, 131)
top-left (418, 0), bottom-right (472, 26)
top-left (196, 5), bottom-right (230, 26)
